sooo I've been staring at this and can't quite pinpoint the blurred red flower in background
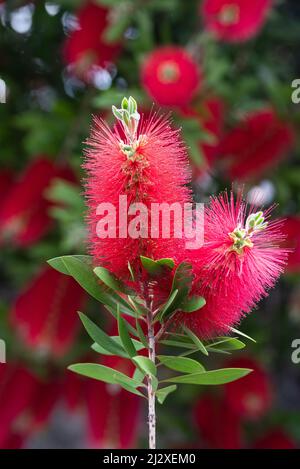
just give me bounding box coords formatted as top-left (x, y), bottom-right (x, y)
top-left (0, 158), bottom-right (76, 247)
top-left (253, 428), bottom-right (296, 449)
top-left (64, 355), bottom-right (140, 448)
top-left (141, 46), bottom-right (200, 107)
top-left (224, 357), bottom-right (272, 420)
top-left (201, 0), bottom-right (273, 42)
top-left (194, 394), bottom-right (242, 448)
top-left (218, 109), bottom-right (294, 181)
top-left (0, 169), bottom-right (13, 199)
top-left (180, 98), bottom-right (224, 173)
top-left (10, 267), bottom-right (85, 357)
top-left (63, 1), bottom-right (120, 79)
top-left (281, 217), bottom-right (300, 273)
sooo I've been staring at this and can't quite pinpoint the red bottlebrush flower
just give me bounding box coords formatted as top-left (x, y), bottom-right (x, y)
top-left (219, 109), bottom-right (294, 181)
top-left (281, 216), bottom-right (300, 273)
top-left (0, 158), bottom-right (76, 247)
top-left (224, 357), bottom-right (272, 420)
top-left (84, 101), bottom-right (192, 279)
top-left (84, 357), bottom-right (140, 449)
top-left (0, 364), bottom-right (39, 447)
top-left (253, 428), bottom-right (297, 449)
top-left (201, 0), bottom-right (273, 42)
top-left (63, 2), bottom-right (120, 79)
top-left (194, 394), bottom-right (242, 449)
top-left (141, 47), bottom-right (200, 107)
top-left (11, 267), bottom-right (85, 357)
top-left (180, 191), bottom-right (287, 338)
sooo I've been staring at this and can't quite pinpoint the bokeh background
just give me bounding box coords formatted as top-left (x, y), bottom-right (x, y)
top-left (0, 0), bottom-right (300, 449)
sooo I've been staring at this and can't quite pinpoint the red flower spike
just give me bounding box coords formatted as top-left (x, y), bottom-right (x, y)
top-left (84, 105), bottom-right (192, 279)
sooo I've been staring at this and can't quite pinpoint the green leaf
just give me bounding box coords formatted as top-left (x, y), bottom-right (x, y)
top-left (169, 262), bottom-right (194, 311)
top-left (165, 368), bottom-right (252, 385)
top-left (69, 363), bottom-right (141, 388)
top-left (127, 296), bottom-right (148, 316)
top-left (47, 255), bottom-right (92, 275)
top-left (229, 327), bottom-right (256, 343)
top-left (159, 289), bottom-right (179, 319)
top-left (78, 312), bottom-right (125, 357)
top-left (156, 258), bottom-right (175, 269)
top-left (117, 307), bottom-right (137, 358)
top-left (208, 337), bottom-right (246, 351)
top-left (183, 326), bottom-right (208, 356)
top-left (158, 355), bottom-right (205, 373)
top-left (135, 318), bottom-right (148, 348)
top-left (140, 256), bottom-right (174, 276)
top-left (133, 367), bottom-right (146, 384)
top-left (159, 339), bottom-right (196, 350)
top-left (180, 295), bottom-right (206, 313)
top-left (49, 256), bottom-right (133, 316)
top-left (94, 266), bottom-right (134, 295)
top-left (156, 385), bottom-right (177, 404)
top-left (91, 336), bottom-right (145, 356)
top-left (127, 262), bottom-right (135, 281)
top-left (132, 356), bottom-right (157, 376)
top-left (113, 375), bottom-right (145, 397)
top-left (140, 256), bottom-right (163, 276)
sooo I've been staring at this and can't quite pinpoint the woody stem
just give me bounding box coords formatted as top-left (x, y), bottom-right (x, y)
top-left (146, 303), bottom-right (156, 449)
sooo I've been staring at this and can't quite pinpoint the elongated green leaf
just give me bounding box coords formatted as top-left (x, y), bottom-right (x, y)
top-left (159, 339), bottom-right (196, 350)
top-left (140, 256), bottom-right (174, 276)
top-left (156, 258), bottom-right (175, 269)
top-left (180, 295), bottom-right (206, 313)
top-left (158, 355), bottom-right (205, 373)
top-left (133, 367), bottom-right (146, 384)
top-left (156, 385), bottom-right (177, 404)
top-left (159, 289), bottom-right (179, 319)
top-left (229, 327), bottom-right (256, 343)
top-left (91, 336), bottom-right (145, 356)
top-left (171, 262), bottom-right (193, 308)
top-left (52, 256), bottom-right (133, 316)
top-left (140, 256), bottom-right (163, 275)
top-left (94, 266), bottom-right (134, 295)
top-left (69, 363), bottom-right (140, 387)
top-left (117, 307), bottom-right (136, 358)
top-left (48, 255), bottom-right (92, 275)
top-left (165, 368), bottom-right (252, 385)
top-left (183, 326), bottom-right (208, 356)
top-left (133, 356), bottom-right (157, 376)
top-left (78, 312), bottom-right (125, 356)
top-left (113, 376), bottom-right (145, 397)
top-left (135, 318), bottom-right (148, 348)
top-left (208, 337), bottom-right (246, 351)
top-left (127, 296), bottom-right (148, 316)
top-left (127, 262), bottom-right (135, 281)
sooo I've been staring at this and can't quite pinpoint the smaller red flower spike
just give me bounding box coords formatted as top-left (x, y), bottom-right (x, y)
top-left (180, 191), bottom-right (288, 338)
top-left (224, 357), bottom-right (272, 420)
top-left (201, 0), bottom-right (273, 42)
top-left (141, 46), bottom-right (200, 107)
